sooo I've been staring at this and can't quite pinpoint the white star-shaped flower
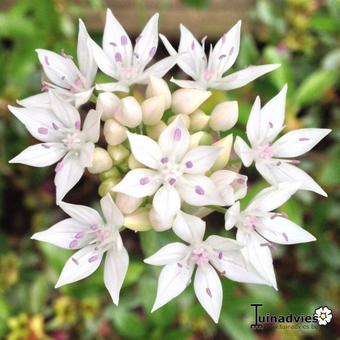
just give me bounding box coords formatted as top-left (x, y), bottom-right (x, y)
top-left (19, 20), bottom-right (97, 108)
top-left (145, 211), bottom-right (268, 323)
top-left (113, 116), bottom-right (224, 229)
top-left (160, 21), bottom-right (280, 90)
top-left (32, 193), bottom-right (128, 305)
top-left (225, 182), bottom-right (316, 289)
top-left (314, 306), bottom-right (333, 325)
top-left (234, 85), bottom-right (331, 196)
top-left (88, 9), bottom-right (177, 92)
top-left (9, 90), bottom-right (101, 202)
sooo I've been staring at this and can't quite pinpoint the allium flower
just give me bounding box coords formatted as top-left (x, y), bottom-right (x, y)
top-left (225, 183), bottom-right (316, 289)
top-left (160, 21), bottom-right (279, 90)
top-left (9, 91), bottom-right (101, 202)
top-left (234, 85), bottom-right (331, 196)
top-left (32, 193), bottom-right (128, 305)
top-left (88, 9), bottom-right (177, 92)
top-left (114, 117), bottom-right (223, 228)
top-left (145, 211), bottom-right (267, 323)
top-left (19, 20), bottom-right (97, 108)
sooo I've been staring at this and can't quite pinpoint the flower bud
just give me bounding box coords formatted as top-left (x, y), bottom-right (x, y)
top-left (209, 101), bottom-right (238, 131)
top-left (87, 147), bottom-right (113, 174)
top-left (96, 92), bottom-right (120, 121)
top-left (124, 207), bottom-right (152, 231)
top-left (168, 114), bottom-right (190, 129)
top-left (99, 167), bottom-right (121, 181)
top-left (146, 120), bottom-right (167, 140)
top-left (107, 144), bottom-right (130, 165)
top-left (189, 109), bottom-right (210, 132)
top-left (128, 154), bottom-right (144, 169)
top-left (190, 131), bottom-right (213, 148)
top-left (98, 178), bottom-right (120, 197)
top-left (103, 119), bottom-right (127, 145)
top-left (114, 96), bottom-right (142, 128)
top-left (149, 208), bottom-right (175, 232)
top-left (145, 76), bottom-right (171, 109)
top-left (171, 89), bottom-right (211, 115)
top-left (142, 96), bottom-right (165, 125)
top-left (211, 134), bottom-right (233, 171)
top-left (115, 193), bottom-right (143, 215)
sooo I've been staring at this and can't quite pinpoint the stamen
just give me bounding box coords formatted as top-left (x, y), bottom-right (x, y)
top-left (135, 35), bottom-right (142, 44)
top-left (139, 177), bottom-right (149, 185)
top-left (282, 232), bottom-right (289, 242)
top-left (72, 257), bottom-right (79, 265)
top-left (269, 121), bottom-right (273, 128)
top-left (121, 35), bottom-right (128, 46)
top-left (52, 122), bottom-right (59, 130)
top-left (236, 177), bottom-right (245, 184)
top-left (289, 160), bottom-right (301, 165)
top-left (177, 262), bottom-right (183, 268)
top-left (276, 161), bottom-right (282, 166)
top-left (88, 255), bottom-right (98, 263)
top-left (299, 137), bottom-right (309, 141)
top-left (109, 41), bottom-right (117, 47)
top-left (91, 224), bottom-right (99, 230)
top-left (75, 231), bottom-right (85, 239)
top-left (168, 178), bottom-right (176, 186)
top-left (191, 41), bottom-right (195, 50)
top-left (149, 47), bottom-right (156, 57)
top-left (69, 240), bottom-right (78, 248)
top-left (219, 54), bottom-right (226, 60)
top-left (229, 47), bottom-right (234, 55)
top-left (38, 127), bottom-right (48, 135)
top-left (221, 34), bottom-right (226, 44)
top-left (75, 121), bottom-right (81, 130)
top-left (218, 251), bottom-right (223, 260)
top-left (174, 128), bottom-right (181, 141)
top-left (185, 161), bottom-right (193, 168)
top-left (41, 144), bottom-right (50, 149)
top-left (44, 56), bottom-right (49, 65)
top-left (115, 52), bottom-right (122, 62)
top-left (206, 288), bottom-right (212, 298)
top-left (55, 162), bottom-right (63, 173)
top-left (161, 157), bottom-right (168, 164)
top-left (195, 185), bottom-right (205, 195)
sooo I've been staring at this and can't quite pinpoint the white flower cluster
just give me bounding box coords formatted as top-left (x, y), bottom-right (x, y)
top-left (9, 10), bottom-right (330, 323)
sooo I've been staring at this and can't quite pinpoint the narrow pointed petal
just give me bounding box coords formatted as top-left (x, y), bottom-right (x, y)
top-left (127, 132), bottom-right (162, 169)
top-left (9, 143), bottom-right (66, 167)
top-left (113, 169), bottom-right (160, 198)
top-left (170, 78), bottom-right (204, 89)
top-left (224, 202), bottom-right (240, 230)
top-left (54, 154), bottom-right (84, 202)
top-left (82, 109), bottom-right (101, 143)
top-left (17, 92), bottom-right (50, 108)
top-left (159, 33), bottom-right (177, 56)
top-left (31, 218), bottom-right (91, 249)
top-left (177, 174), bottom-right (223, 206)
top-left (144, 242), bottom-right (189, 265)
top-left (59, 201), bottom-right (103, 226)
top-left (272, 128), bottom-right (331, 158)
top-left (159, 116), bottom-right (190, 160)
top-left (79, 142), bottom-right (94, 168)
top-left (104, 245), bottom-right (129, 305)
top-left (213, 64), bottom-right (280, 91)
top-left (55, 245), bottom-right (103, 288)
top-left (181, 146), bottom-right (221, 174)
top-left (173, 211), bottom-right (205, 244)
top-left (95, 82), bottom-right (129, 92)
top-left (194, 264), bottom-right (222, 323)
top-left (234, 136), bottom-right (254, 167)
top-left (151, 262), bottom-right (194, 312)
top-left (204, 235), bottom-right (242, 251)
top-left (245, 96), bottom-right (262, 147)
top-left (74, 88), bottom-right (94, 107)
top-left (259, 216), bottom-right (316, 245)
top-left (100, 193), bottom-right (124, 227)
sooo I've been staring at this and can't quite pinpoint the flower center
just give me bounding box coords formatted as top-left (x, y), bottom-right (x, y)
top-left (159, 158), bottom-right (183, 186)
top-left (242, 214), bottom-right (258, 230)
top-left (60, 128), bottom-right (82, 151)
top-left (191, 247), bottom-right (209, 265)
top-left (258, 144), bottom-right (273, 159)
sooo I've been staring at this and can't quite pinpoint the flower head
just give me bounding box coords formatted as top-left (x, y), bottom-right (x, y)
top-left (9, 90), bottom-right (101, 202)
top-left (160, 21), bottom-right (279, 90)
top-left (234, 85), bottom-right (331, 196)
top-left (32, 193), bottom-right (128, 305)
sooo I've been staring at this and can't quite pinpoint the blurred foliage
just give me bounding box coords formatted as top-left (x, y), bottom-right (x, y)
top-left (0, 0), bottom-right (339, 339)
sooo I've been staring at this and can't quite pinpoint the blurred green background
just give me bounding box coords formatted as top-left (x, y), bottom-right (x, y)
top-left (0, 0), bottom-right (339, 339)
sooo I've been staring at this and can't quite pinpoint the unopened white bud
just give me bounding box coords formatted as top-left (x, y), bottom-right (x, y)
top-left (211, 134), bottom-right (233, 171)
top-left (87, 147), bottom-right (113, 174)
top-left (149, 208), bottom-right (174, 231)
top-left (146, 120), bottom-right (167, 140)
top-left (209, 101), bottom-right (238, 131)
top-left (171, 89), bottom-right (211, 115)
top-left (168, 114), bottom-right (190, 129)
top-left (190, 131), bottom-right (213, 148)
top-left (142, 96), bottom-right (165, 125)
top-left (96, 92), bottom-right (120, 121)
top-left (115, 193), bottom-right (143, 215)
top-left (145, 76), bottom-right (171, 109)
top-left (189, 109), bottom-right (210, 132)
top-left (128, 154), bottom-right (144, 169)
top-left (107, 145), bottom-right (130, 165)
top-left (114, 96), bottom-right (143, 128)
top-left (124, 207), bottom-right (152, 231)
top-left (103, 119), bottom-right (127, 145)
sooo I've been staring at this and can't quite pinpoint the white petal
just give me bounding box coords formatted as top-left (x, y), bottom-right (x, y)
top-left (104, 244), bottom-right (129, 305)
top-left (204, 235), bottom-right (242, 251)
top-left (213, 64), bottom-right (280, 90)
top-left (233, 136), bottom-right (254, 167)
top-left (194, 264), bottom-right (222, 323)
top-left (17, 92), bottom-right (50, 108)
top-left (245, 96), bottom-right (262, 147)
top-left (177, 174), bottom-right (223, 206)
top-left (55, 244), bottom-right (103, 288)
top-left (173, 211), bottom-right (205, 244)
top-left (133, 13), bottom-right (159, 69)
top-left (159, 116), bottom-right (191, 160)
top-left (113, 169), bottom-right (160, 198)
top-left (77, 19), bottom-right (97, 84)
top-left (54, 153), bottom-right (84, 202)
top-left (151, 262), bottom-right (194, 312)
top-left (95, 82), bottom-right (129, 92)
top-left (9, 143), bottom-right (66, 167)
top-left (59, 201), bottom-right (103, 226)
top-left (31, 218), bottom-right (91, 249)
top-left (159, 33), bottom-right (177, 56)
top-left (74, 88), bottom-right (94, 107)
top-left (210, 21), bottom-right (241, 75)
top-left (100, 193), bottom-right (124, 227)
top-left (127, 132), bottom-right (162, 169)
top-left (272, 128), bottom-right (331, 158)
top-left (224, 201), bottom-right (241, 230)
top-left (259, 216), bottom-right (316, 245)
top-left (170, 78), bottom-right (204, 89)
top-left (79, 142), bottom-right (94, 167)
top-left (82, 109), bottom-right (101, 143)
top-left (8, 105), bottom-right (63, 142)
top-left (144, 242), bottom-right (189, 265)
top-left (153, 186), bottom-right (181, 225)
top-left (181, 146), bottom-right (221, 174)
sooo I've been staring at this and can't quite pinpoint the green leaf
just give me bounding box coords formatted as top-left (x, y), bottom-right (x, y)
top-left (124, 261), bottom-right (145, 287)
top-left (29, 275), bottom-right (49, 314)
top-left (220, 311), bottom-right (255, 340)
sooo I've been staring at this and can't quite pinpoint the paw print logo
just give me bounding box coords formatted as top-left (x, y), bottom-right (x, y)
top-left (314, 306), bottom-right (333, 325)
